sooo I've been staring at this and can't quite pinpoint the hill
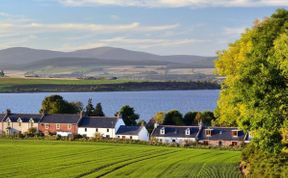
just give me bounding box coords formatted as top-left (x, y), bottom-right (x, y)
top-left (0, 47), bottom-right (216, 80)
top-left (0, 139), bottom-right (243, 178)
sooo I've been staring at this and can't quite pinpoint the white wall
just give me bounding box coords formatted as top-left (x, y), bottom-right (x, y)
top-left (155, 137), bottom-right (196, 144)
top-left (78, 127), bottom-right (116, 138)
top-left (78, 118), bottom-right (125, 138)
top-left (115, 127), bottom-right (149, 141)
top-left (138, 127), bottom-right (149, 141)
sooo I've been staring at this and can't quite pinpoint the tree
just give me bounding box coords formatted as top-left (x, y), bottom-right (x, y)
top-left (0, 70), bottom-right (4, 77)
top-left (40, 95), bottom-right (81, 114)
top-left (85, 98), bottom-right (94, 116)
top-left (183, 112), bottom-right (197, 125)
top-left (153, 112), bottom-right (165, 124)
top-left (214, 9), bottom-right (288, 177)
top-left (163, 110), bottom-right (184, 125)
top-left (194, 112), bottom-right (202, 124)
top-left (201, 111), bottom-right (216, 126)
top-left (119, 105), bottom-right (139, 126)
top-left (94, 102), bottom-right (105, 116)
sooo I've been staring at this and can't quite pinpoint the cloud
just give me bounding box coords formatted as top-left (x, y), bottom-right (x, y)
top-left (224, 27), bottom-right (246, 35)
top-left (58, 0), bottom-right (288, 8)
top-left (0, 21), bottom-right (178, 35)
top-left (59, 37), bottom-right (207, 51)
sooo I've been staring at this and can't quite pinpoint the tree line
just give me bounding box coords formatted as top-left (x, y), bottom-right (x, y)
top-left (39, 95), bottom-right (140, 126)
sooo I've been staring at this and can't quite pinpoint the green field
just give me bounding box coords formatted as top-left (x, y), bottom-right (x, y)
top-left (0, 140), bottom-right (242, 178)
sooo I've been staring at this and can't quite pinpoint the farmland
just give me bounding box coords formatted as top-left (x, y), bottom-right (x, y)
top-left (0, 78), bottom-right (219, 92)
top-left (0, 140), bottom-right (243, 178)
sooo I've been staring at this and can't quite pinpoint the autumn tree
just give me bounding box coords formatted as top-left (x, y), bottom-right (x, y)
top-left (214, 9), bottom-right (288, 177)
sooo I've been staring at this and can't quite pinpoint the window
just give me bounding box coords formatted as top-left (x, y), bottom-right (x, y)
top-left (107, 129), bottom-right (109, 132)
top-left (205, 129), bottom-right (212, 137)
top-left (30, 122), bottom-right (34, 128)
top-left (84, 128), bottom-right (87, 132)
top-left (96, 128), bottom-right (98, 132)
top-left (56, 124), bottom-right (60, 130)
top-left (7, 121), bottom-right (10, 127)
top-left (159, 139), bottom-right (162, 142)
top-left (122, 136), bottom-right (126, 139)
top-left (185, 128), bottom-right (190, 135)
top-left (130, 136), bottom-right (133, 139)
top-left (232, 142), bottom-right (238, 146)
top-left (106, 135), bottom-right (110, 138)
top-left (232, 130), bottom-right (238, 137)
top-left (160, 128), bottom-right (165, 135)
top-left (45, 123), bottom-right (49, 129)
top-left (172, 139), bottom-right (176, 143)
top-left (67, 124), bottom-right (72, 130)
top-left (117, 136), bottom-right (120, 138)
top-left (204, 141), bottom-right (209, 145)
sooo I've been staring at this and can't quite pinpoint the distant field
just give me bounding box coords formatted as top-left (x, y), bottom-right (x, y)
top-left (0, 78), bottom-right (134, 85)
top-left (0, 78), bottom-right (220, 92)
top-left (0, 140), bottom-right (242, 178)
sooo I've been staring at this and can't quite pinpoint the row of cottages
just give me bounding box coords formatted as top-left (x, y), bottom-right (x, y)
top-left (151, 123), bottom-right (248, 146)
top-left (0, 110), bottom-right (149, 141)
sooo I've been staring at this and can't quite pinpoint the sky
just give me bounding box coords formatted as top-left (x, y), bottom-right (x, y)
top-left (0, 0), bottom-right (287, 56)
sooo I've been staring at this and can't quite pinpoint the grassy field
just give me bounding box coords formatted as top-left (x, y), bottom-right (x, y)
top-left (0, 140), bottom-right (243, 178)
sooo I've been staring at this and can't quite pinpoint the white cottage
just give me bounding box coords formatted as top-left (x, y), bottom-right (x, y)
top-left (151, 124), bottom-right (201, 144)
top-left (116, 125), bottom-right (149, 141)
top-left (78, 116), bottom-right (125, 138)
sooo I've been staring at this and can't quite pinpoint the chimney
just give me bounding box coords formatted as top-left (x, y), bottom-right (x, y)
top-left (117, 112), bottom-right (122, 119)
top-left (198, 120), bottom-right (203, 130)
top-left (80, 111), bottom-right (85, 118)
top-left (154, 122), bottom-right (159, 129)
top-left (6, 109), bottom-right (11, 116)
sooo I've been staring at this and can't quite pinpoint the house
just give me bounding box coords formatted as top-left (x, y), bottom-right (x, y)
top-left (39, 113), bottom-right (82, 136)
top-left (1, 110), bottom-right (42, 135)
top-left (151, 124), bottom-right (201, 144)
top-left (116, 125), bottom-right (149, 141)
top-left (78, 116), bottom-right (125, 138)
top-left (0, 113), bottom-right (7, 135)
top-left (197, 127), bottom-right (246, 146)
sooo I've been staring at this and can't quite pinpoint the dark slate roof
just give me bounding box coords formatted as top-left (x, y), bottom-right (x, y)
top-left (0, 114), bottom-right (6, 122)
top-left (151, 125), bottom-right (200, 138)
top-left (4, 114), bottom-right (42, 122)
top-left (40, 114), bottom-right (81, 124)
top-left (78, 116), bottom-right (119, 128)
top-left (116, 126), bottom-right (142, 135)
top-left (198, 127), bottom-right (245, 141)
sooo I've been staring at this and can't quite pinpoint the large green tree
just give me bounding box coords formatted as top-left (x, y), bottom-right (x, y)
top-left (94, 102), bottom-right (105, 116)
top-left (118, 105), bottom-right (139, 126)
top-left (163, 110), bottom-right (184, 125)
top-left (85, 98), bottom-right (94, 116)
top-left (40, 95), bottom-right (82, 114)
top-left (214, 9), bottom-right (288, 177)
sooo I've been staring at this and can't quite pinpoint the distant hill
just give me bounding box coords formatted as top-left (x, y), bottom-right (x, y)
top-left (0, 47), bottom-right (216, 80)
top-left (0, 47), bottom-right (215, 69)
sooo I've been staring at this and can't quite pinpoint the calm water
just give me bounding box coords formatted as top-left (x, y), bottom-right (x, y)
top-left (0, 90), bottom-right (219, 121)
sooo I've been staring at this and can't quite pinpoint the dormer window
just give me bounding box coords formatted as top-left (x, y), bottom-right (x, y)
top-left (205, 129), bottom-right (213, 137)
top-left (7, 120), bottom-right (11, 127)
top-left (185, 128), bottom-right (190, 135)
top-left (17, 118), bottom-right (22, 126)
top-left (29, 118), bottom-right (34, 128)
top-left (160, 127), bottom-right (165, 135)
top-left (232, 130), bottom-right (239, 137)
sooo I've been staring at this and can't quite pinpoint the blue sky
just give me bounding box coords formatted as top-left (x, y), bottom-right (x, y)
top-left (0, 0), bottom-right (287, 56)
